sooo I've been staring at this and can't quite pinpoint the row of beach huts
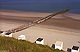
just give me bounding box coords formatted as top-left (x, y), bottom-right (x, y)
top-left (0, 31), bottom-right (79, 52)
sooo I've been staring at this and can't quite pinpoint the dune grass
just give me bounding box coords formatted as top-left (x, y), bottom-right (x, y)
top-left (0, 36), bottom-right (64, 52)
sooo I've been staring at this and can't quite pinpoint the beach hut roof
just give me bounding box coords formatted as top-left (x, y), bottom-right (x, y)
top-left (5, 33), bottom-right (11, 35)
top-left (36, 38), bottom-right (43, 41)
top-left (72, 46), bottom-right (79, 50)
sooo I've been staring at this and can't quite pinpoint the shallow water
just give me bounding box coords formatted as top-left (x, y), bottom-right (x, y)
top-left (0, 3), bottom-right (80, 14)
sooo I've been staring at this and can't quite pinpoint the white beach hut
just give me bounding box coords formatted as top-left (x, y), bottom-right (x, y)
top-left (35, 38), bottom-right (44, 45)
top-left (18, 35), bottom-right (26, 40)
top-left (72, 46), bottom-right (79, 52)
top-left (5, 33), bottom-right (13, 37)
top-left (55, 41), bottom-right (63, 50)
top-left (67, 46), bottom-right (79, 52)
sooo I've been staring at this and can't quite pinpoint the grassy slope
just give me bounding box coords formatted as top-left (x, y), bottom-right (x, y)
top-left (0, 36), bottom-right (64, 52)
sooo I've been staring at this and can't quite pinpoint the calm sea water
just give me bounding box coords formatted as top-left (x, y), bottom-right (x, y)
top-left (0, 3), bottom-right (80, 14)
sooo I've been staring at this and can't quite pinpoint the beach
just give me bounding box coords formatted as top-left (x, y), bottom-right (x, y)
top-left (0, 10), bottom-right (80, 51)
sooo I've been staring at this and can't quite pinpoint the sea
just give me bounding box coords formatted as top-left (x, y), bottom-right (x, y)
top-left (0, 2), bottom-right (80, 14)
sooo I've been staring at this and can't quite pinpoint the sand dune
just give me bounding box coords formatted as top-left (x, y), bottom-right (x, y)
top-left (0, 10), bottom-right (80, 51)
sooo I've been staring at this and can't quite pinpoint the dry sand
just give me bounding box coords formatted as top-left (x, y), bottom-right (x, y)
top-left (0, 10), bottom-right (80, 51)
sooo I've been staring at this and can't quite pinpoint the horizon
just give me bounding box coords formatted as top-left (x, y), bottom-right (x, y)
top-left (0, 0), bottom-right (80, 14)
top-left (0, 0), bottom-right (80, 3)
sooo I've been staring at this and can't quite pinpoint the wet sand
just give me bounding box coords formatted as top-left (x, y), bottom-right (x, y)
top-left (0, 10), bottom-right (80, 51)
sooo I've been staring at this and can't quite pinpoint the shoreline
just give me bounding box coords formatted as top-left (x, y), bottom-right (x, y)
top-left (0, 10), bottom-right (80, 20)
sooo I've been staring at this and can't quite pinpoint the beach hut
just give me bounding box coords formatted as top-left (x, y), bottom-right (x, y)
top-left (35, 38), bottom-right (44, 45)
top-left (5, 33), bottom-right (12, 37)
top-left (72, 46), bottom-right (79, 52)
top-left (55, 41), bottom-right (63, 50)
top-left (18, 35), bottom-right (26, 40)
top-left (67, 46), bottom-right (79, 52)
top-left (0, 31), bottom-right (5, 36)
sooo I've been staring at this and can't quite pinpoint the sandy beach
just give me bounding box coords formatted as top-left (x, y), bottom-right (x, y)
top-left (0, 10), bottom-right (80, 51)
